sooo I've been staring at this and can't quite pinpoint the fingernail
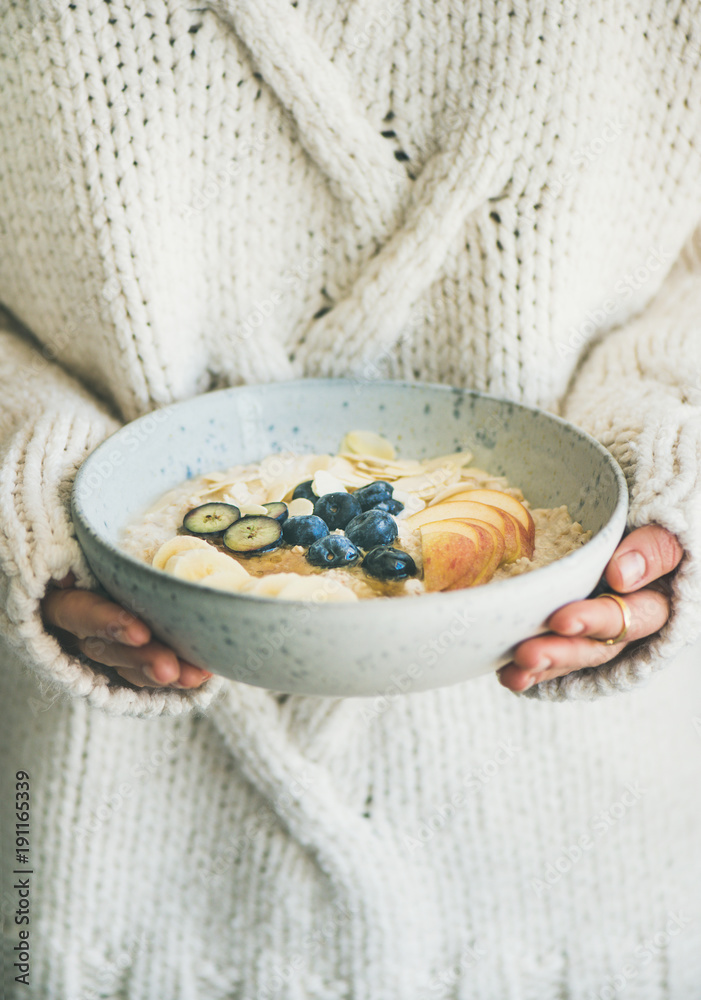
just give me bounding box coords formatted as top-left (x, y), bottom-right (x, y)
top-left (522, 676), bottom-right (538, 690)
top-left (616, 550), bottom-right (646, 588)
top-left (180, 662), bottom-right (213, 680)
top-left (120, 627), bottom-right (149, 647)
top-left (565, 620), bottom-right (585, 636)
top-left (143, 665), bottom-right (177, 685)
top-left (534, 657), bottom-right (551, 672)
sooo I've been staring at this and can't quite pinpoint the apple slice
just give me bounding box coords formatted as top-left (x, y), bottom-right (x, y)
top-left (497, 511), bottom-right (531, 561)
top-left (406, 500), bottom-right (518, 563)
top-left (459, 519), bottom-right (505, 584)
top-left (420, 519), bottom-right (497, 592)
top-left (440, 489), bottom-right (535, 558)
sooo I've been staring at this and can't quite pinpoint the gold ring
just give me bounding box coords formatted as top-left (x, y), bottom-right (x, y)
top-left (596, 593), bottom-right (632, 645)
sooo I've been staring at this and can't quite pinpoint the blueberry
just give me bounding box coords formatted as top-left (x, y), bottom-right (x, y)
top-left (222, 516), bottom-right (282, 555)
top-left (263, 501), bottom-right (288, 523)
top-left (353, 480), bottom-right (393, 511)
top-left (282, 515), bottom-right (329, 547)
top-left (345, 509), bottom-right (398, 550)
top-left (292, 480), bottom-right (317, 502)
top-left (362, 546), bottom-right (417, 581)
top-left (183, 502), bottom-right (240, 536)
top-left (373, 498), bottom-right (404, 515)
top-left (307, 535), bottom-right (361, 568)
top-left (314, 492), bottom-right (362, 530)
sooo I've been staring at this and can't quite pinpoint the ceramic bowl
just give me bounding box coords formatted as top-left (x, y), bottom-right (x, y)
top-left (71, 379), bottom-right (628, 697)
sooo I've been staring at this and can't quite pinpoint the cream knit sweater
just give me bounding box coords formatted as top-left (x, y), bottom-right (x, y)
top-left (1, 1), bottom-right (701, 997)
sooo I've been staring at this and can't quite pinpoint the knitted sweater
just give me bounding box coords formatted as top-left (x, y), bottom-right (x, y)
top-left (1, 1), bottom-right (701, 997)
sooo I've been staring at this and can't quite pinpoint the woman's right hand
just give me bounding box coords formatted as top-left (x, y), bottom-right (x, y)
top-left (41, 574), bottom-right (213, 690)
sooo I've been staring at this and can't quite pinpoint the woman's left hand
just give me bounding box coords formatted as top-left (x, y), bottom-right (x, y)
top-left (498, 525), bottom-right (684, 692)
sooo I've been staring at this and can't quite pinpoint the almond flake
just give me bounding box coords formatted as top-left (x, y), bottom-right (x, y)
top-left (341, 431), bottom-right (396, 460)
top-left (421, 451), bottom-right (473, 472)
top-left (312, 470), bottom-right (347, 496)
top-left (237, 503), bottom-right (269, 516)
top-left (287, 498), bottom-right (315, 517)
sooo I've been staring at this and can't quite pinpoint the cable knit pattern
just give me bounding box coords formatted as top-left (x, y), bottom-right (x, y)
top-left (3, 636), bottom-right (701, 1000)
top-left (2, 2), bottom-right (701, 997)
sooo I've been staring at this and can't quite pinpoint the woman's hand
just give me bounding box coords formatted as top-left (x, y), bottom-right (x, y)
top-left (41, 574), bottom-right (213, 690)
top-left (498, 525), bottom-right (684, 692)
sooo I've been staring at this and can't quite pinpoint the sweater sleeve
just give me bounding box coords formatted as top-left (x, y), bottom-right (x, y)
top-left (0, 310), bottom-right (223, 718)
top-left (528, 231), bottom-right (701, 702)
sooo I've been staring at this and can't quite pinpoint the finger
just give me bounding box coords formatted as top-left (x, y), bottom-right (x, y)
top-left (499, 588), bottom-right (670, 691)
top-left (115, 662), bottom-right (213, 690)
top-left (605, 525), bottom-right (683, 593)
top-left (42, 589), bottom-right (151, 647)
top-left (114, 666), bottom-right (160, 689)
top-left (546, 596), bottom-right (631, 640)
top-left (173, 662), bottom-right (214, 689)
top-left (77, 637), bottom-right (181, 684)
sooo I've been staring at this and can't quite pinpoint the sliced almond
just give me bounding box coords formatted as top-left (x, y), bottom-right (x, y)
top-left (145, 485), bottom-right (194, 514)
top-left (308, 455), bottom-right (333, 473)
top-left (392, 489), bottom-right (426, 517)
top-left (229, 482), bottom-right (255, 504)
top-left (341, 431), bottom-right (396, 460)
top-left (287, 497), bottom-right (315, 517)
top-left (197, 485), bottom-right (235, 501)
top-left (237, 503), bottom-right (269, 516)
top-left (312, 470), bottom-right (347, 496)
top-left (429, 475), bottom-right (502, 505)
top-left (354, 456), bottom-right (420, 471)
top-left (324, 459), bottom-right (370, 488)
top-left (392, 468), bottom-right (455, 496)
top-left (267, 481), bottom-right (305, 503)
top-left (421, 451), bottom-right (473, 472)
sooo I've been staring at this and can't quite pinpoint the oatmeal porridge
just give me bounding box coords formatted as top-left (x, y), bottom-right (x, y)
top-left (121, 431), bottom-right (591, 601)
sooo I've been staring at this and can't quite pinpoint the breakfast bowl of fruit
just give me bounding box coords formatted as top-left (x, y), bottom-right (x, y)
top-left (71, 379), bottom-right (628, 697)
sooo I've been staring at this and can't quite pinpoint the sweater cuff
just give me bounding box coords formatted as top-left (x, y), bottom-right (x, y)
top-left (525, 405), bottom-right (701, 702)
top-left (0, 407), bottom-right (224, 718)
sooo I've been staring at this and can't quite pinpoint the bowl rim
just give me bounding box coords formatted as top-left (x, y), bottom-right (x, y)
top-left (71, 379), bottom-right (629, 609)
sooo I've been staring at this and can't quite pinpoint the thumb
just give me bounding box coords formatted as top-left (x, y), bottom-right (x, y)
top-left (605, 524), bottom-right (683, 592)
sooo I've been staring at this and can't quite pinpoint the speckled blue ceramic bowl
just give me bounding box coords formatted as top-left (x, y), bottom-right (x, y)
top-left (71, 380), bottom-right (628, 697)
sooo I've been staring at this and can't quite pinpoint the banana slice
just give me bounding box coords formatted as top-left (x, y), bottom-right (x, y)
top-left (240, 573), bottom-right (302, 597)
top-left (203, 566), bottom-right (251, 591)
top-left (164, 548), bottom-right (240, 581)
top-left (277, 575), bottom-right (358, 602)
top-left (341, 430), bottom-right (396, 460)
top-left (152, 535), bottom-right (212, 570)
top-left (274, 575), bottom-right (328, 601)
